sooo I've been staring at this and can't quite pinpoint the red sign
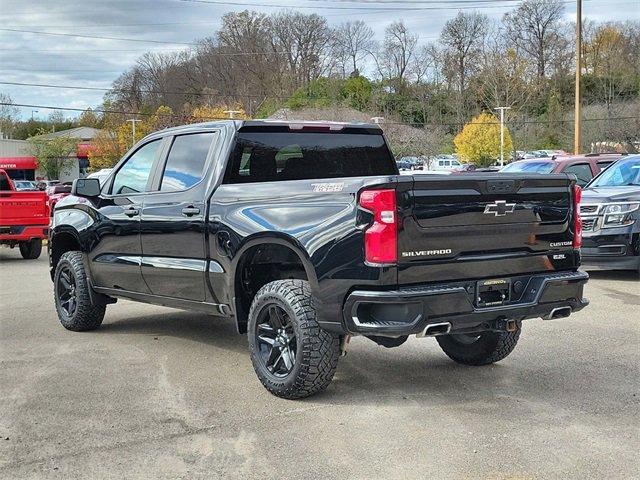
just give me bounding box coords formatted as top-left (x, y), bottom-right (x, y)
top-left (76, 143), bottom-right (94, 158)
top-left (0, 156), bottom-right (38, 170)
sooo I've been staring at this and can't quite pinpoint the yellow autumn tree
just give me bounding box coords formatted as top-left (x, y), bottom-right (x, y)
top-left (190, 104), bottom-right (247, 122)
top-left (454, 112), bottom-right (513, 167)
top-left (89, 106), bottom-right (175, 171)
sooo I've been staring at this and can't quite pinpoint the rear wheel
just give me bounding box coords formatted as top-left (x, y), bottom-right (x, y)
top-left (436, 330), bottom-right (520, 366)
top-left (19, 238), bottom-right (42, 259)
top-left (248, 279), bottom-right (340, 399)
top-left (54, 251), bottom-right (105, 331)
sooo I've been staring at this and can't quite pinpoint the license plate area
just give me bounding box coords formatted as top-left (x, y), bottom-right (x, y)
top-left (476, 278), bottom-right (511, 307)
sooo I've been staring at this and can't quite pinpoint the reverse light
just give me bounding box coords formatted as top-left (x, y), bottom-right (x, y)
top-left (359, 188), bottom-right (397, 264)
top-left (573, 185), bottom-right (582, 249)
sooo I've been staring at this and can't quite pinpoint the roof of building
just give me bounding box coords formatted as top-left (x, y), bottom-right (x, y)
top-left (34, 126), bottom-right (102, 141)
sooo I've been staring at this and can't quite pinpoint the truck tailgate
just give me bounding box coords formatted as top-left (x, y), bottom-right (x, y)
top-left (0, 191), bottom-right (49, 226)
top-left (396, 173), bottom-right (578, 284)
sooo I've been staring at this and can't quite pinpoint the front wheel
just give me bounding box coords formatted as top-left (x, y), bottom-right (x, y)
top-left (54, 251), bottom-right (106, 331)
top-left (19, 238), bottom-right (42, 259)
top-left (436, 329), bottom-right (520, 366)
top-left (247, 279), bottom-right (340, 399)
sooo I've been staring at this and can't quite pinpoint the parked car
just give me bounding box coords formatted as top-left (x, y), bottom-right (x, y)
top-left (0, 169), bottom-right (50, 259)
top-left (37, 179), bottom-right (60, 192)
top-left (12, 180), bottom-right (38, 191)
top-left (47, 184), bottom-right (73, 214)
top-left (87, 168), bottom-right (113, 185)
top-left (49, 120), bottom-right (588, 399)
top-left (580, 154), bottom-right (640, 273)
top-left (500, 153), bottom-right (622, 187)
top-left (396, 159), bottom-right (412, 171)
top-left (426, 155), bottom-right (463, 171)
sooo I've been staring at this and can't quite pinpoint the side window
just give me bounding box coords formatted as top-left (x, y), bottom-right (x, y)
top-left (160, 132), bottom-right (215, 192)
top-left (597, 161), bottom-right (614, 171)
top-left (111, 140), bottom-right (161, 195)
top-left (564, 163), bottom-right (593, 187)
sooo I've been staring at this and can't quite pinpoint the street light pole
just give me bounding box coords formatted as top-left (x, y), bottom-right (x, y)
top-left (574, 0), bottom-right (582, 154)
top-left (494, 107), bottom-right (511, 167)
top-left (127, 119), bottom-right (142, 147)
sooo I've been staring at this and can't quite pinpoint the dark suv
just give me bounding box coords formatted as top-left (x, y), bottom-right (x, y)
top-left (580, 155), bottom-right (640, 273)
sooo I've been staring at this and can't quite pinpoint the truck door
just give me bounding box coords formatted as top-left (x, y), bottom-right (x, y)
top-left (89, 139), bottom-right (163, 293)
top-left (140, 131), bottom-right (217, 302)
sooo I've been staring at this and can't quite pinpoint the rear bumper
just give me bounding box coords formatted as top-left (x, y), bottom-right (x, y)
top-left (342, 270), bottom-right (589, 336)
top-left (0, 224), bottom-right (49, 242)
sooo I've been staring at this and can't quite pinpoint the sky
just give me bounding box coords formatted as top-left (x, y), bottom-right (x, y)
top-left (1, 0), bottom-right (638, 120)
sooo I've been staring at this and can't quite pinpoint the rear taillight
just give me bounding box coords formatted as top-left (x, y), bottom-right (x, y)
top-left (573, 184), bottom-right (582, 249)
top-left (359, 189), bottom-right (397, 264)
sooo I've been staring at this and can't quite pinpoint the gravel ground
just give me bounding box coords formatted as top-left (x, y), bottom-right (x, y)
top-left (0, 248), bottom-right (638, 479)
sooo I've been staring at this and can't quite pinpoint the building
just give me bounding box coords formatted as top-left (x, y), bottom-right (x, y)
top-left (0, 127), bottom-right (101, 183)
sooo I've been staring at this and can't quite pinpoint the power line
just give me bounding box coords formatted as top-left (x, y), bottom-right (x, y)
top-left (2, 102), bottom-right (637, 127)
top-left (175, 0), bottom-right (578, 10)
top-left (0, 28), bottom-right (198, 46)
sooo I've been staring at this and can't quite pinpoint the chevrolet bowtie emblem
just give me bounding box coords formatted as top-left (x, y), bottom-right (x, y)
top-left (484, 200), bottom-right (516, 216)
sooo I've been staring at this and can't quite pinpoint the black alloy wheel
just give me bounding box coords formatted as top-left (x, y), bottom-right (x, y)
top-left (57, 264), bottom-right (77, 317)
top-left (255, 304), bottom-right (297, 377)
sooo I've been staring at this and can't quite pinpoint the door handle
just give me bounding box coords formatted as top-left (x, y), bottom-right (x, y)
top-left (181, 206), bottom-right (200, 217)
top-left (124, 207), bottom-right (139, 217)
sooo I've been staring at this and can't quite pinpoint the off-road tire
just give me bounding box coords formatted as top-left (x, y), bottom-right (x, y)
top-left (54, 251), bottom-right (106, 331)
top-left (19, 238), bottom-right (42, 259)
top-left (248, 279), bottom-right (340, 399)
top-left (436, 329), bottom-right (521, 366)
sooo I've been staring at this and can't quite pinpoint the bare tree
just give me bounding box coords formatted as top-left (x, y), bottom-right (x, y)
top-left (503, 0), bottom-right (565, 79)
top-left (334, 21), bottom-right (375, 77)
top-left (440, 12), bottom-right (489, 94)
top-left (0, 93), bottom-right (19, 138)
top-left (375, 21), bottom-right (418, 90)
top-left (440, 12), bottom-right (489, 122)
top-left (269, 12), bottom-right (332, 88)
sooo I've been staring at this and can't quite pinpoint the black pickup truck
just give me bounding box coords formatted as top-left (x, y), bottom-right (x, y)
top-left (49, 120), bottom-right (588, 399)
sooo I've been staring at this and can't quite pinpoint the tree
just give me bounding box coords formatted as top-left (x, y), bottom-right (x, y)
top-left (454, 112), bottom-right (513, 166)
top-left (334, 21), bottom-right (375, 77)
top-left (376, 21), bottom-right (418, 89)
top-left (78, 108), bottom-right (101, 128)
top-left (440, 12), bottom-right (489, 122)
top-left (0, 93), bottom-right (19, 139)
top-left (27, 132), bottom-right (78, 180)
top-left (503, 0), bottom-right (565, 79)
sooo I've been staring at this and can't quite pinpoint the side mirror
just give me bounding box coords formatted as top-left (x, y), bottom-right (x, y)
top-left (72, 178), bottom-right (101, 197)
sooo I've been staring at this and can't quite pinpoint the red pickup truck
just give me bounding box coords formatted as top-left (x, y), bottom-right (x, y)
top-left (0, 169), bottom-right (50, 259)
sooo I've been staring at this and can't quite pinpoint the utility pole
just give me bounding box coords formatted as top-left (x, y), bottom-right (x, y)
top-left (127, 118), bottom-right (141, 147)
top-left (574, 0), bottom-right (582, 154)
top-left (494, 106), bottom-right (511, 167)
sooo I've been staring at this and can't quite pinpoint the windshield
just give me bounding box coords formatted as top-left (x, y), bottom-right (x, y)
top-left (590, 156), bottom-right (640, 187)
top-left (501, 161), bottom-right (554, 174)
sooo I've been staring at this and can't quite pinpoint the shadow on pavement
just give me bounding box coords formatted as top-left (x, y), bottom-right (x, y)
top-left (99, 311), bottom-right (247, 354)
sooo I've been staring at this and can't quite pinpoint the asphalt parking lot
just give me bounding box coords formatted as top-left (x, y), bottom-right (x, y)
top-left (0, 249), bottom-right (638, 479)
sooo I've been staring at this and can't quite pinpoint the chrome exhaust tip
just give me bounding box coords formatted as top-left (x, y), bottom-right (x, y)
top-left (416, 322), bottom-right (452, 337)
top-left (543, 306), bottom-right (572, 320)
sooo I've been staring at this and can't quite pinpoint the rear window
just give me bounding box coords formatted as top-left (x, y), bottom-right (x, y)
top-left (501, 161), bottom-right (555, 174)
top-left (223, 132), bottom-right (397, 184)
